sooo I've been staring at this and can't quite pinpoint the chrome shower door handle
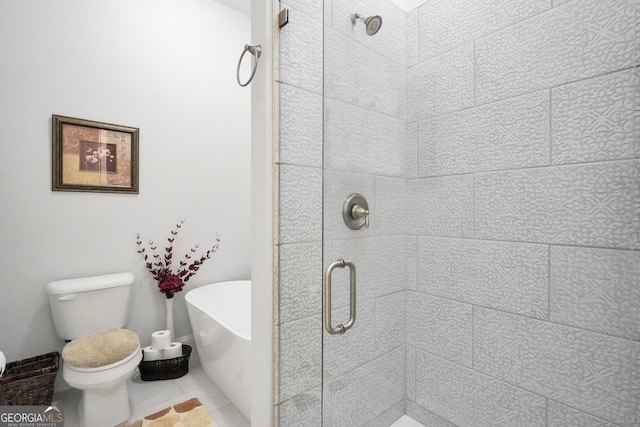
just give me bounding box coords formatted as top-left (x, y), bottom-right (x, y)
top-left (324, 258), bottom-right (356, 335)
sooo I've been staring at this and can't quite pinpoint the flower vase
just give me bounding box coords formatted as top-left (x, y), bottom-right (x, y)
top-left (165, 298), bottom-right (174, 340)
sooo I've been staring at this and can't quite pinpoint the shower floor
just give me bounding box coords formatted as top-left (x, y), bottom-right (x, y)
top-left (391, 415), bottom-right (426, 427)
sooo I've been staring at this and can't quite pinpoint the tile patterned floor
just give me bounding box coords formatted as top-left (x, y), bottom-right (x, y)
top-left (51, 365), bottom-right (249, 427)
top-left (52, 365), bottom-right (425, 427)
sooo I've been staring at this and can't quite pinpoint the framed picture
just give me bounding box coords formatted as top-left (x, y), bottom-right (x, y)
top-left (52, 115), bottom-right (139, 193)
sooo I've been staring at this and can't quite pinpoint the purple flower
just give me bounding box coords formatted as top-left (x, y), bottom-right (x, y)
top-left (136, 220), bottom-right (220, 299)
top-left (158, 274), bottom-right (184, 299)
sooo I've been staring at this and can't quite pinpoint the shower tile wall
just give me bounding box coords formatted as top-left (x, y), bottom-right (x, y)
top-left (275, 0), bottom-right (324, 425)
top-left (276, 0), bottom-right (638, 426)
top-left (407, 2), bottom-right (639, 427)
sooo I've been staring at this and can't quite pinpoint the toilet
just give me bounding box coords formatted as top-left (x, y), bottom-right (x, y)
top-left (46, 272), bottom-right (142, 427)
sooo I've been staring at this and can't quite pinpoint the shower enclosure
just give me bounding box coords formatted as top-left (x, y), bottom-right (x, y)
top-left (274, 0), bottom-right (638, 425)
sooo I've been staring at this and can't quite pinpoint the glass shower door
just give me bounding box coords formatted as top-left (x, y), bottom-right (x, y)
top-left (321, 0), bottom-right (409, 424)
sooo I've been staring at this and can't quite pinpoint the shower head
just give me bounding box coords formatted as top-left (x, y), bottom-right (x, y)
top-left (350, 13), bottom-right (383, 36)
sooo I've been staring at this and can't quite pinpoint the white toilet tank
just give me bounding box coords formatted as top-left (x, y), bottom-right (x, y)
top-left (46, 272), bottom-right (135, 341)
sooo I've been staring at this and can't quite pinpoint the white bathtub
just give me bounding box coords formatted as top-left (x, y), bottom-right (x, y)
top-left (185, 280), bottom-right (251, 421)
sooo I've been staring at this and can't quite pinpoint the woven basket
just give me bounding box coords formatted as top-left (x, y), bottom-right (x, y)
top-left (138, 345), bottom-right (191, 381)
top-left (0, 352), bottom-right (60, 406)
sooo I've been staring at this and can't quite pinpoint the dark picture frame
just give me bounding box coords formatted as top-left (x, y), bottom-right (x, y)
top-left (52, 115), bottom-right (139, 193)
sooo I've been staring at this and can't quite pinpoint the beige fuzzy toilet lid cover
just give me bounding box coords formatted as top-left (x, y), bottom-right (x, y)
top-left (62, 328), bottom-right (140, 368)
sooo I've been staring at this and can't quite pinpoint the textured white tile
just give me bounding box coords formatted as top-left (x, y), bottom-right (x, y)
top-left (418, 237), bottom-right (549, 319)
top-left (279, 4), bottom-right (322, 93)
top-left (406, 345), bottom-right (416, 402)
top-left (324, 0), bottom-right (333, 28)
top-left (325, 28), bottom-right (406, 119)
top-left (325, 98), bottom-right (406, 177)
top-left (415, 350), bottom-right (547, 427)
top-left (474, 308), bottom-right (639, 426)
top-left (323, 170), bottom-right (376, 241)
top-left (548, 401), bottom-right (620, 427)
top-left (279, 83), bottom-right (323, 167)
top-left (407, 292), bottom-right (473, 366)
top-left (367, 401), bottom-right (406, 427)
top-left (279, 164), bottom-right (322, 244)
top-left (283, 0), bottom-right (322, 21)
top-left (405, 401), bottom-right (457, 427)
top-left (325, 347), bottom-right (405, 426)
top-left (331, 0), bottom-right (407, 66)
top-left (278, 388), bottom-right (322, 427)
top-left (407, 175), bottom-right (474, 237)
top-left (407, 44), bottom-right (474, 121)
top-left (474, 161), bottom-right (640, 249)
top-left (274, 81), bottom-right (281, 164)
top-left (374, 292), bottom-right (406, 357)
top-left (278, 315), bottom-right (322, 402)
top-left (406, 8), bottom-right (419, 67)
top-left (552, 68), bottom-right (640, 165)
top-left (330, 235), bottom-right (407, 306)
top-left (273, 163), bottom-right (281, 244)
top-left (550, 246), bottom-right (640, 340)
top-left (419, 90), bottom-right (550, 176)
top-left (476, 0), bottom-right (638, 103)
top-left (406, 122), bottom-right (418, 179)
top-left (418, 0), bottom-right (551, 61)
top-left (375, 176), bottom-right (407, 236)
top-left (406, 235), bottom-right (417, 291)
top-left (323, 299), bottom-right (376, 380)
top-left (279, 242), bottom-right (322, 323)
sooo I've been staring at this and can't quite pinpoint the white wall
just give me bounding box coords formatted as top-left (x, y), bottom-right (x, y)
top-left (0, 0), bottom-right (251, 370)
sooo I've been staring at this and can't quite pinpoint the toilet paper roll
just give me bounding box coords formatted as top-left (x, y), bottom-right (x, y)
top-left (151, 330), bottom-right (172, 350)
top-left (142, 346), bottom-right (163, 362)
top-left (163, 342), bottom-right (183, 359)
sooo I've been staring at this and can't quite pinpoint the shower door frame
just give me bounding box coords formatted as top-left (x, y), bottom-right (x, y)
top-left (249, 0), bottom-right (275, 425)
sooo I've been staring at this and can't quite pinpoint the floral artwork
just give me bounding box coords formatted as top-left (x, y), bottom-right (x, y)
top-left (52, 115), bottom-right (139, 193)
top-left (80, 141), bottom-right (117, 173)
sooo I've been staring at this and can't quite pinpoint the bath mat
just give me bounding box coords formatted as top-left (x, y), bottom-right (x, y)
top-left (122, 397), bottom-right (215, 427)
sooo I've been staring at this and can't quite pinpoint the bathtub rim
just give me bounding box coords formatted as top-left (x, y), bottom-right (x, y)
top-left (185, 280), bottom-right (251, 341)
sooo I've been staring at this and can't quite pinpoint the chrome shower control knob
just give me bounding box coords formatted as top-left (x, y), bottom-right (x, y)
top-left (351, 205), bottom-right (369, 228)
top-left (343, 193), bottom-right (370, 230)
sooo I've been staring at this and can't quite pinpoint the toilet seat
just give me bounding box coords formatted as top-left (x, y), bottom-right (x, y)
top-left (62, 328), bottom-right (140, 369)
top-left (62, 343), bottom-right (142, 389)
top-left (64, 345), bottom-right (141, 373)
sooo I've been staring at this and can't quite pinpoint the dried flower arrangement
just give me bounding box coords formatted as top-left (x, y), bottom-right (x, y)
top-left (136, 220), bottom-right (220, 298)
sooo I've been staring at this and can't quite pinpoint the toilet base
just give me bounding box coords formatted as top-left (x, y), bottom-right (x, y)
top-left (78, 382), bottom-right (131, 427)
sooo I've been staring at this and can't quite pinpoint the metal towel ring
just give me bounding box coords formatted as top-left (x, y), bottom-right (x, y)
top-left (236, 44), bottom-right (262, 87)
